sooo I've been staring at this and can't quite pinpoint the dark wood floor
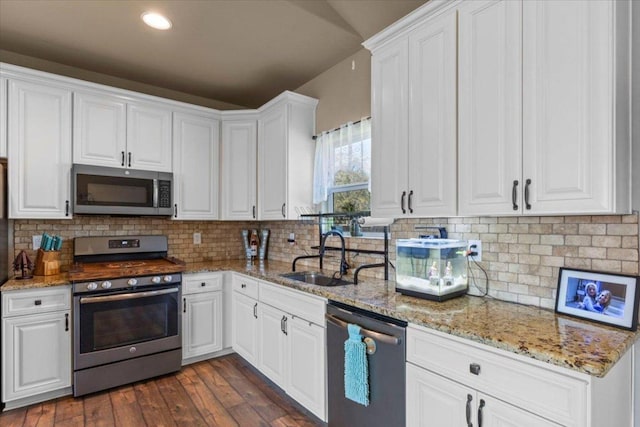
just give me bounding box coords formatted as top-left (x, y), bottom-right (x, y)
top-left (0, 354), bottom-right (326, 427)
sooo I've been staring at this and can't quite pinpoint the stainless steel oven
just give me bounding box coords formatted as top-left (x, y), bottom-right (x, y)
top-left (72, 164), bottom-right (173, 216)
top-left (70, 235), bottom-right (185, 396)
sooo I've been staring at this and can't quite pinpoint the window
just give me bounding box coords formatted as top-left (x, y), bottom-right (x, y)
top-left (313, 118), bottom-right (371, 214)
top-left (313, 118), bottom-right (376, 236)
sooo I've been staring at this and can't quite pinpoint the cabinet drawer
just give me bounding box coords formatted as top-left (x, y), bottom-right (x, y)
top-left (407, 325), bottom-right (587, 427)
top-left (259, 281), bottom-right (325, 326)
top-left (233, 274), bottom-right (258, 299)
top-left (2, 286), bottom-right (71, 317)
top-left (184, 272), bottom-right (223, 295)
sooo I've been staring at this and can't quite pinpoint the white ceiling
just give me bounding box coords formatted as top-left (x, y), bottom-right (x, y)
top-left (0, 0), bottom-right (427, 108)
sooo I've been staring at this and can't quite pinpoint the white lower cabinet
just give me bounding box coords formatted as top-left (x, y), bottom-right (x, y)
top-left (231, 274), bottom-right (260, 366)
top-left (407, 364), bottom-right (556, 427)
top-left (182, 272), bottom-right (224, 364)
top-left (1, 286), bottom-right (72, 409)
top-left (231, 274), bottom-right (326, 422)
top-left (407, 324), bottom-right (632, 427)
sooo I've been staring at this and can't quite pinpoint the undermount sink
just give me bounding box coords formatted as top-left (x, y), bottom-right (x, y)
top-left (280, 271), bottom-right (352, 287)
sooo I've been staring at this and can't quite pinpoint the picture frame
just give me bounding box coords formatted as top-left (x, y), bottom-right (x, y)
top-left (555, 267), bottom-right (640, 331)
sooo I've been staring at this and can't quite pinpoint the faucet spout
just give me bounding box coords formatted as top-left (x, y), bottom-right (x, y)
top-left (320, 230), bottom-right (349, 276)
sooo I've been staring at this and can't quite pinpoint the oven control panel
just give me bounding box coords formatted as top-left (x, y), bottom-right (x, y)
top-left (73, 273), bottom-right (182, 294)
top-left (108, 239), bottom-right (140, 249)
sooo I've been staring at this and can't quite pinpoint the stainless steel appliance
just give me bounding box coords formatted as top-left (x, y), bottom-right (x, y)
top-left (326, 301), bottom-right (406, 426)
top-left (72, 164), bottom-right (173, 216)
top-left (70, 235), bottom-right (185, 396)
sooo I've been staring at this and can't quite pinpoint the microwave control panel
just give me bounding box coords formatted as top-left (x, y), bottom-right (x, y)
top-left (158, 180), bottom-right (172, 208)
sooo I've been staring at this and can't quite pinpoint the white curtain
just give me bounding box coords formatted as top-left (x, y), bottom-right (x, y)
top-left (313, 118), bottom-right (371, 205)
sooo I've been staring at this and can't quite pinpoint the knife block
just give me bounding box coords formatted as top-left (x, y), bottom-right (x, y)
top-left (34, 249), bottom-right (61, 276)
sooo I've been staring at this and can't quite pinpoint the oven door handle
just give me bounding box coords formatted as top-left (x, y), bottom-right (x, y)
top-left (79, 287), bottom-right (179, 304)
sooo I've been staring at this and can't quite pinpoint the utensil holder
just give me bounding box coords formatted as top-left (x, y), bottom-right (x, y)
top-left (34, 249), bottom-right (61, 276)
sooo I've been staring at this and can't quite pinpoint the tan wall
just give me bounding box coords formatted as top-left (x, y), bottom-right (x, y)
top-left (16, 214), bottom-right (638, 311)
top-left (0, 50), bottom-right (245, 111)
top-left (295, 48), bottom-right (371, 133)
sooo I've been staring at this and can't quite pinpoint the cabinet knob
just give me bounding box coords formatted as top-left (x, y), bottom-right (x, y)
top-left (201, 282), bottom-right (206, 287)
top-left (241, 283), bottom-right (246, 288)
top-left (469, 363), bottom-right (481, 375)
top-left (34, 299), bottom-right (42, 306)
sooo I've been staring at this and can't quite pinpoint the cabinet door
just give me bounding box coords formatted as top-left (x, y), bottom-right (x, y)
top-left (478, 393), bottom-right (559, 427)
top-left (370, 38), bottom-right (409, 218)
top-left (258, 106), bottom-right (288, 219)
top-left (2, 311), bottom-right (71, 402)
top-left (173, 112), bottom-right (219, 220)
top-left (231, 292), bottom-right (259, 365)
top-left (8, 79), bottom-right (72, 219)
top-left (0, 77), bottom-right (7, 158)
top-left (407, 10), bottom-right (457, 217)
top-left (127, 101), bottom-right (172, 172)
top-left (407, 363), bottom-right (470, 427)
top-left (257, 304), bottom-right (287, 388)
top-left (286, 316), bottom-right (326, 421)
top-left (523, 0), bottom-right (614, 214)
top-left (458, 0), bottom-right (523, 215)
top-left (73, 92), bottom-right (127, 168)
top-left (183, 292), bottom-right (223, 360)
top-left (221, 120), bottom-right (257, 220)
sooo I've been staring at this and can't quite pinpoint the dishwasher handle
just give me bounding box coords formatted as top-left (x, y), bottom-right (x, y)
top-left (325, 313), bottom-right (400, 346)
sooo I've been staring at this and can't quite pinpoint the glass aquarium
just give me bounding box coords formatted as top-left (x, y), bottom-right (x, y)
top-left (395, 239), bottom-right (468, 301)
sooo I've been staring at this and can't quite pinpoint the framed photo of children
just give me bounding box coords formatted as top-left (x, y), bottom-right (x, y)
top-left (555, 267), bottom-right (640, 331)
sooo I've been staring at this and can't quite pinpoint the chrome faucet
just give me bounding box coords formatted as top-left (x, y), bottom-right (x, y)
top-left (320, 230), bottom-right (349, 276)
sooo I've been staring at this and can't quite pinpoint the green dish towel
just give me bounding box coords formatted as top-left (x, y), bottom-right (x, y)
top-left (344, 323), bottom-right (369, 406)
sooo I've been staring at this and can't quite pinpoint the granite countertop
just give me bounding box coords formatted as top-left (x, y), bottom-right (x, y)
top-left (2, 259), bottom-right (636, 377)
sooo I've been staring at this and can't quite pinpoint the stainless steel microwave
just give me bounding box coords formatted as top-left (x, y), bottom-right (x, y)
top-left (72, 164), bottom-right (173, 216)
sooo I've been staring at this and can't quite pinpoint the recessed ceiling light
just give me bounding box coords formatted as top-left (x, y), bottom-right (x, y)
top-left (141, 12), bottom-right (172, 30)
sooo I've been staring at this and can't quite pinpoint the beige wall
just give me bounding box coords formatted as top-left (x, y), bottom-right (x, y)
top-left (14, 214), bottom-right (639, 311)
top-left (0, 50), bottom-right (245, 111)
top-left (295, 48), bottom-right (371, 133)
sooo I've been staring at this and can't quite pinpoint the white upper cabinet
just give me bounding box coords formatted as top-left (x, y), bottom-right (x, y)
top-left (8, 79), bottom-right (72, 219)
top-left (367, 0), bottom-right (631, 217)
top-left (0, 77), bottom-right (7, 158)
top-left (368, 8), bottom-right (457, 218)
top-left (369, 39), bottom-right (409, 218)
top-left (73, 92), bottom-right (126, 168)
top-left (127, 101), bottom-right (172, 172)
top-left (172, 110), bottom-right (220, 220)
top-left (220, 117), bottom-right (257, 220)
top-left (521, 0), bottom-right (629, 215)
top-left (458, 0), bottom-right (522, 216)
top-left (257, 92), bottom-right (318, 220)
top-left (74, 92), bottom-right (172, 172)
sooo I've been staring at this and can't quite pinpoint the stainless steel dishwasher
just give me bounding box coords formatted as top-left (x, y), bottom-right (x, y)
top-left (326, 301), bottom-right (406, 427)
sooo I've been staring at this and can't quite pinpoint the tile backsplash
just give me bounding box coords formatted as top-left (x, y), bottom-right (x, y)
top-left (11, 213), bottom-right (639, 310)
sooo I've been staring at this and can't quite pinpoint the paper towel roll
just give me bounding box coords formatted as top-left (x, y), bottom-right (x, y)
top-left (360, 217), bottom-right (394, 227)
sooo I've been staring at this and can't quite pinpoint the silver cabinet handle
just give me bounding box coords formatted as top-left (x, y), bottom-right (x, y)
top-left (466, 394), bottom-right (473, 427)
top-left (478, 399), bottom-right (485, 427)
top-left (512, 180), bottom-right (519, 210)
top-left (400, 191), bottom-right (407, 214)
top-left (128, 152), bottom-right (132, 168)
top-left (65, 313), bottom-right (69, 331)
top-left (65, 200), bottom-right (70, 217)
top-left (325, 313), bottom-right (399, 345)
top-left (525, 179), bottom-right (532, 210)
top-left (281, 203), bottom-right (286, 218)
top-left (183, 297), bottom-right (186, 313)
top-left (252, 205), bottom-right (256, 219)
top-left (80, 287), bottom-right (179, 304)
top-left (253, 302), bottom-right (258, 319)
top-left (174, 204), bottom-right (178, 218)
top-left (121, 151), bottom-right (125, 167)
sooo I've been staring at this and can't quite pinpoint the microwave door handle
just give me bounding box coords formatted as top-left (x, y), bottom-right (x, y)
top-left (153, 179), bottom-right (159, 208)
